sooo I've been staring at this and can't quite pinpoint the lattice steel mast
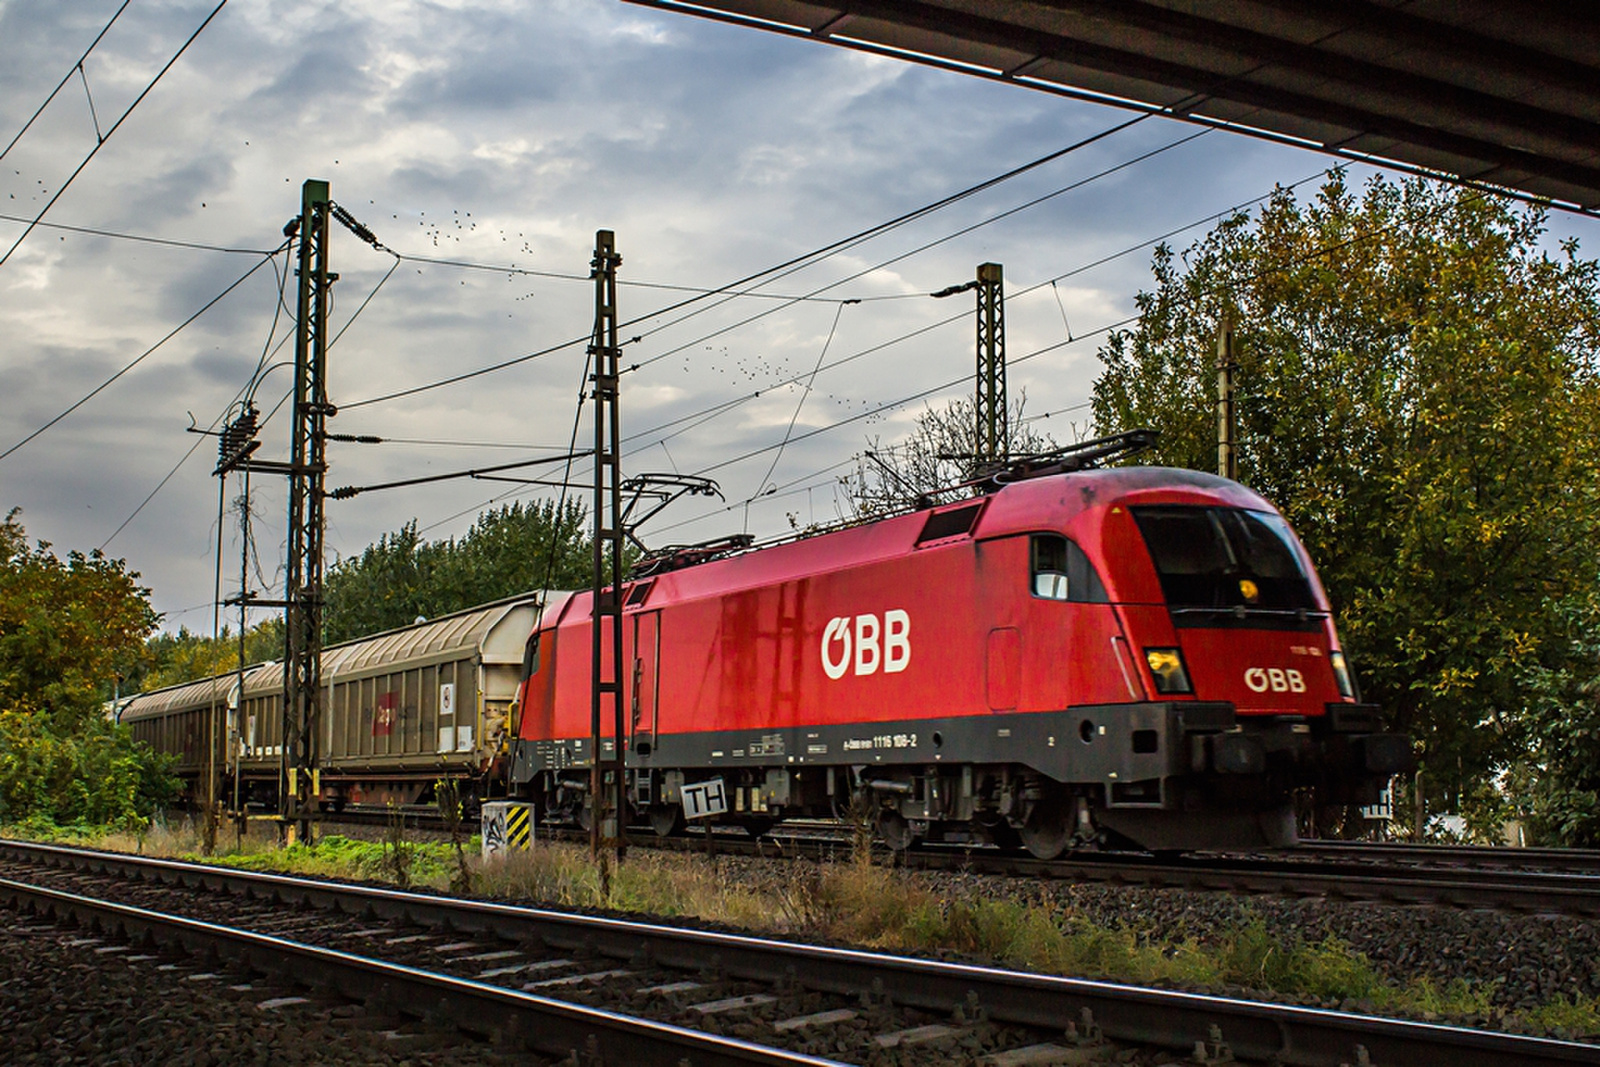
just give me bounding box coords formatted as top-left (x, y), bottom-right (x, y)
top-left (283, 178), bottom-right (333, 844)
top-left (589, 230), bottom-right (627, 863)
top-left (974, 262), bottom-right (1006, 475)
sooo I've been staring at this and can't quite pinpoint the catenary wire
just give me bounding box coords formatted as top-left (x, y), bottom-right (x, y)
top-left (344, 110), bottom-right (1157, 409)
top-left (368, 167), bottom-right (1467, 544)
top-left (0, 0), bottom-right (131, 161)
top-left (0, 0), bottom-right (231, 269)
top-left (3, 240), bottom-right (288, 463)
top-left (397, 171), bottom-right (1334, 537)
top-left (645, 189), bottom-right (1498, 533)
top-left (628, 127), bottom-right (1213, 372)
top-left (0, 212), bottom-right (277, 255)
top-left (613, 170), bottom-right (1328, 460)
top-left (356, 124), bottom-right (1218, 448)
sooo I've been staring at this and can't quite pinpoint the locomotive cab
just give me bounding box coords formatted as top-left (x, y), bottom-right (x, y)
top-left (1040, 486), bottom-right (1413, 852)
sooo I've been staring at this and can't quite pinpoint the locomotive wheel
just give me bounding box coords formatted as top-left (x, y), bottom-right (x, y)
top-left (742, 818), bottom-right (776, 838)
top-left (980, 817), bottom-right (1022, 850)
top-left (649, 805), bottom-right (684, 838)
top-left (876, 809), bottom-right (916, 852)
top-left (1019, 798), bottom-right (1071, 860)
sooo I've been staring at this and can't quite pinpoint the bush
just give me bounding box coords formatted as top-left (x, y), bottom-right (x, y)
top-left (0, 706), bottom-right (176, 830)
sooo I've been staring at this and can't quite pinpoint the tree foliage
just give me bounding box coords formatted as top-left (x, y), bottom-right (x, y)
top-left (134, 618), bottom-right (285, 692)
top-left (1511, 590), bottom-right (1600, 846)
top-left (0, 510), bottom-right (157, 727)
top-left (847, 396), bottom-right (1058, 516)
top-left (1090, 173), bottom-right (1600, 826)
top-left (324, 499), bottom-right (591, 644)
top-left (0, 510), bottom-right (174, 827)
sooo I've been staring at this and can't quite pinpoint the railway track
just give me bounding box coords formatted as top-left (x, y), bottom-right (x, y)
top-left (1297, 838), bottom-right (1600, 874)
top-left (937, 847), bottom-right (1600, 916)
top-left (0, 864), bottom-right (823, 1065)
top-left (315, 808), bottom-right (1600, 915)
top-left (513, 822), bottom-right (1600, 918)
top-left (0, 837), bottom-right (1593, 1066)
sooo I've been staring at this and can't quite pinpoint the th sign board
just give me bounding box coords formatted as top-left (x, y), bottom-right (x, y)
top-left (680, 778), bottom-right (727, 820)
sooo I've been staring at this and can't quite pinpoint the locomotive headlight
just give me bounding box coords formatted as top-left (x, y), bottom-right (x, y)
top-left (1144, 648), bottom-right (1193, 694)
top-left (1329, 650), bottom-right (1356, 699)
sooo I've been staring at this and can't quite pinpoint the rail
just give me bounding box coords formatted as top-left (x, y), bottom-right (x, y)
top-left (1, 838), bottom-right (1594, 1066)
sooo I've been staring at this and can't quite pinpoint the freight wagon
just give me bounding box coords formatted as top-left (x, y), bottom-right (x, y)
top-left (120, 596), bottom-right (545, 811)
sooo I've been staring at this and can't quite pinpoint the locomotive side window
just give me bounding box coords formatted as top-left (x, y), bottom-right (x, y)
top-left (1030, 535), bottom-right (1108, 602)
top-left (1131, 506), bottom-right (1317, 612)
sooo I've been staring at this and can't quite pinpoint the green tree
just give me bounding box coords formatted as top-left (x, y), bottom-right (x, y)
top-left (0, 509), bottom-right (157, 726)
top-left (1511, 589), bottom-right (1600, 846)
top-left (137, 617), bottom-right (285, 691)
top-left (324, 499), bottom-right (591, 644)
top-left (0, 509), bottom-right (174, 827)
top-left (1090, 173), bottom-right (1600, 825)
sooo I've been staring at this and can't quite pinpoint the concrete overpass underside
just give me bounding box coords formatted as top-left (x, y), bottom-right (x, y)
top-left (626, 0), bottom-right (1600, 212)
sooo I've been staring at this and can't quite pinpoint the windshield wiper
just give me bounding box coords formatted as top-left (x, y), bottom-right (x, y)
top-left (1169, 606), bottom-right (1328, 620)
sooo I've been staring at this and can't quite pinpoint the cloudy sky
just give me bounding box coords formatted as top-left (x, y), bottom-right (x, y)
top-left (4, 0), bottom-right (1598, 631)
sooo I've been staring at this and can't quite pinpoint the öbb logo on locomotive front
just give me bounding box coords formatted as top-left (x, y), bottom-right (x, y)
top-left (820, 610), bottom-right (911, 679)
top-left (1243, 666), bottom-right (1307, 693)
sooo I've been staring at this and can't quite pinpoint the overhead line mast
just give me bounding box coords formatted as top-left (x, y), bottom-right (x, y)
top-left (589, 230), bottom-right (628, 866)
top-left (974, 262), bottom-right (1006, 475)
top-left (283, 179), bottom-right (334, 844)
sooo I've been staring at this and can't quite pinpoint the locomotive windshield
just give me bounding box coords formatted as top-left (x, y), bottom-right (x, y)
top-left (1130, 506), bottom-right (1320, 617)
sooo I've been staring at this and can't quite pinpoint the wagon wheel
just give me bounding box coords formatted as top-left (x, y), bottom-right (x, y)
top-left (876, 809), bottom-right (917, 852)
top-left (1018, 797), bottom-right (1071, 860)
top-left (649, 805), bottom-right (685, 838)
top-left (979, 815), bottom-right (1022, 850)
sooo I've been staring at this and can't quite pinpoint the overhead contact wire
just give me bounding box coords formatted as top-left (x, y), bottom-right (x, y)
top-left (0, 0), bottom-right (131, 161)
top-left (345, 111), bottom-right (1156, 409)
top-left (3, 241), bottom-right (287, 463)
top-left (0, 0), bottom-right (231, 269)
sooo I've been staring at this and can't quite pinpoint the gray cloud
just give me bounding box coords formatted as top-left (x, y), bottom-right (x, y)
top-left (5, 0), bottom-right (1596, 630)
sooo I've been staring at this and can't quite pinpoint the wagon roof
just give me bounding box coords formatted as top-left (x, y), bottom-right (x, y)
top-left (123, 592), bottom-right (563, 712)
top-left (117, 673), bottom-right (244, 722)
top-left (326, 594), bottom-right (546, 676)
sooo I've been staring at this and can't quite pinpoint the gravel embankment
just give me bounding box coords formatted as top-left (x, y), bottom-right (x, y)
top-left (962, 871), bottom-right (1600, 1015)
top-left (0, 917), bottom-right (543, 1066)
top-left (697, 854), bottom-right (1600, 1028)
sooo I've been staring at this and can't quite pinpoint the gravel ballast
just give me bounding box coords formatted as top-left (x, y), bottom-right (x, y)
top-left (0, 916), bottom-right (541, 1066)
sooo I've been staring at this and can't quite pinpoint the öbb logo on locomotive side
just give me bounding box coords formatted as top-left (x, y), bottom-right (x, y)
top-left (821, 610), bottom-right (911, 679)
top-left (1244, 666), bottom-right (1306, 693)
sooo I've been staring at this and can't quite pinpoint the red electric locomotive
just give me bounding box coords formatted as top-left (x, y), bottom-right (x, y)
top-left (507, 443), bottom-right (1410, 855)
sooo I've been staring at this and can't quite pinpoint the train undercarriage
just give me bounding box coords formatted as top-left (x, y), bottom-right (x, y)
top-left (520, 705), bottom-right (1411, 857)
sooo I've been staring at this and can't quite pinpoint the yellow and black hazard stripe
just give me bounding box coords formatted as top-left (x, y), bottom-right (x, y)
top-left (505, 804), bottom-right (532, 849)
